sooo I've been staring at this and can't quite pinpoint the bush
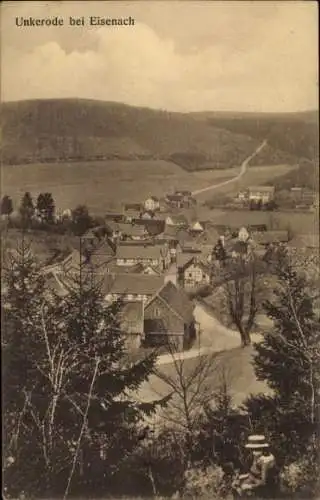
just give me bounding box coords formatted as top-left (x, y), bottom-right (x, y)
top-left (182, 464), bottom-right (230, 499)
top-left (280, 455), bottom-right (320, 498)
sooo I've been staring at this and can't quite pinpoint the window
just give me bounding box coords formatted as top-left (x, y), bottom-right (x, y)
top-left (154, 307), bottom-right (161, 317)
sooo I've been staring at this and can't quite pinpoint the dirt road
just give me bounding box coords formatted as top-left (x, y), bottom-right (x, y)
top-left (192, 139), bottom-right (267, 197)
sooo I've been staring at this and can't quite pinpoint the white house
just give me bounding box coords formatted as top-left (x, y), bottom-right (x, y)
top-left (190, 221), bottom-right (204, 232)
top-left (144, 196), bottom-right (160, 212)
top-left (248, 186), bottom-right (275, 204)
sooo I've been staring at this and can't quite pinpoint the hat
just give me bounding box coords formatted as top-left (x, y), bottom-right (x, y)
top-left (245, 435), bottom-right (269, 449)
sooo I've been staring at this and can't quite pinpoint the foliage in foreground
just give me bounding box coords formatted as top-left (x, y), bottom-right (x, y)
top-left (2, 241), bottom-right (164, 497)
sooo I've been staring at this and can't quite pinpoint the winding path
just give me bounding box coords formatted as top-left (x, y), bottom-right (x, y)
top-left (191, 139), bottom-right (268, 197)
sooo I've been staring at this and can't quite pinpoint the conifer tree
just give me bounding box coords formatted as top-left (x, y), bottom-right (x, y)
top-left (245, 248), bottom-right (320, 465)
top-left (36, 192), bottom-right (55, 224)
top-left (1, 195), bottom-right (13, 218)
top-left (19, 191), bottom-right (35, 227)
top-left (3, 242), bottom-right (165, 497)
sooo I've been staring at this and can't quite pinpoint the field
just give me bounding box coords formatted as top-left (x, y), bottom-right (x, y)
top-left (202, 208), bottom-right (318, 234)
top-left (1, 160), bottom-right (246, 214)
top-left (1, 160), bottom-right (297, 216)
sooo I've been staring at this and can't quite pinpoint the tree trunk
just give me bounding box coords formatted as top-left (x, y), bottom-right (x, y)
top-left (240, 330), bottom-right (251, 347)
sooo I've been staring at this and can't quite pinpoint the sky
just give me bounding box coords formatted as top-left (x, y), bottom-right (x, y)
top-left (1, 1), bottom-right (318, 112)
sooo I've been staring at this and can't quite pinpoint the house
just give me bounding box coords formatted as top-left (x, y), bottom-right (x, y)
top-left (288, 234), bottom-right (319, 254)
top-left (133, 219), bottom-right (165, 237)
top-left (139, 210), bottom-right (155, 220)
top-left (116, 243), bottom-right (170, 270)
top-left (251, 230), bottom-right (289, 246)
top-left (290, 188), bottom-right (316, 207)
top-left (248, 186), bottom-right (275, 204)
top-left (105, 212), bottom-right (125, 223)
top-left (165, 194), bottom-right (185, 208)
top-left (118, 301), bottom-right (144, 350)
top-left (190, 221), bottom-right (204, 233)
top-left (81, 226), bottom-right (107, 248)
top-left (180, 256), bottom-right (211, 289)
top-left (194, 227), bottom-right (219, 246)
top-left (105, 221), bottom-right (121, 240)
top-left (144, 196), bottom-right (160, 212)
top-left (143, 281), bottom-right (196, 351)
top-left (165, 214), bottom-right (188, 228)
top-left (124, 203), bottom-right (143, 212)
top-left (104, 273), bottom-right (164, 304)
top-left (237, 191), bottom-right (248, 202)
top-left (117, 223), bottom-right (148, 241)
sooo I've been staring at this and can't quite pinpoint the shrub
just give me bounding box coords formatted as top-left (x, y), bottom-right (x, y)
top-left (182, 464), bottom-right (230, 499)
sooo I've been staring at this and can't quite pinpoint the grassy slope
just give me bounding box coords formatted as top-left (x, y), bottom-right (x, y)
top-left (1, 99), bottom-right (301, 170)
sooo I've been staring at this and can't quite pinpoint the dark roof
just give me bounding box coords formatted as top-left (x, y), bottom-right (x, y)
top-left (157, 281), bottom-right (194, 323)
top-left (124, 203), bottom-right (142, 211)
top-left (288, 234), bottom-right (319, 249)
top-left (104, 273), bottom-right (164, 296)
top-left (116, 243), bottom-right (167, 260)
top-left (252, 231), bottom-right (289, 245)
top-left (117, 223), bottom-right (147, 237)
top-left (119, 302), bottom-right (144, 334)
top-left (105, 221), bottom-right (120, 232)
top-left (105, 212), bottom-right (125, 221)
top-left (166, 194), bottom-right (184, 202)
top-left (231, 240), bottom-right (250, 255)
top-left (194, 228), bottom-right (219, 246)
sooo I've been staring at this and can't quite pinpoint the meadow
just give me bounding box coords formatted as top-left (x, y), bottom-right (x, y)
top-left (1, 160), bottom-right (296, 216)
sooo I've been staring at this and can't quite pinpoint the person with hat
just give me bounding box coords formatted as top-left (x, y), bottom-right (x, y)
top-left (233, 435), bottom-right (277, 497)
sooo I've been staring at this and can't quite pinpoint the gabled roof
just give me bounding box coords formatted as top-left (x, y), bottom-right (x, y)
top-left (181, 256), bottom-right (211, 274)
top-left (194, 228), bottom-right (219, 246)
top-left (166, 214), bottom-right (188, 225)
top-left (152, 281), bottom-right (194, 323)
top-left (119, 301), bottom-right (144, 334)
top-left (103, 273), bottom-right (164, 296)
top-left (116, 243), bottom-right (167, 260)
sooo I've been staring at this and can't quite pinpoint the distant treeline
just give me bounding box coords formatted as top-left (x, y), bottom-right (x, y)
top-left (205, 113), bottom-right (318, 161)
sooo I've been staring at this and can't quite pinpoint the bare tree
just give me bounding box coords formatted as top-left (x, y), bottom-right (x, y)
top-left (220, 254), bottom-right (265, 347)
top-left (152, 339), bottom-right (220, 466)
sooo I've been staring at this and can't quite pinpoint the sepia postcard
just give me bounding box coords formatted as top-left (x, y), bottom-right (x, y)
top-left (1, 1), bottom-right (319, 499)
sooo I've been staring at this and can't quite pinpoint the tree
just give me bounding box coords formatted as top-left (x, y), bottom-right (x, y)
top-left (2, 242), bottom-right (166, 498)
top-left (245, 249), bottom-right (320, 468)
top-left (1, 195), bottom-right (13, 218)
top-left (36, 192), bottom-right (55, 224)
top-left (71, 205), bottom-right (92, 236)
top-left (19, 192), bottom-right (34, 227)
top-left (219, 254), bottom-right (265, 346)
top-left (194, 373), bottom-right (249, 473)
top-left (213, 238), bottom-right (227, 264)
top-left (153, 340), bottom-right (219, 468)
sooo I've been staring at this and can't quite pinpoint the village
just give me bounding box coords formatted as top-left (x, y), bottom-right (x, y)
top-left (40, 184), bottom-right (318, 356)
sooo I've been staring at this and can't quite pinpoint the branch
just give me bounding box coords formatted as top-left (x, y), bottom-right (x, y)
top-left (63, 356), bottom-right (100, 500)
